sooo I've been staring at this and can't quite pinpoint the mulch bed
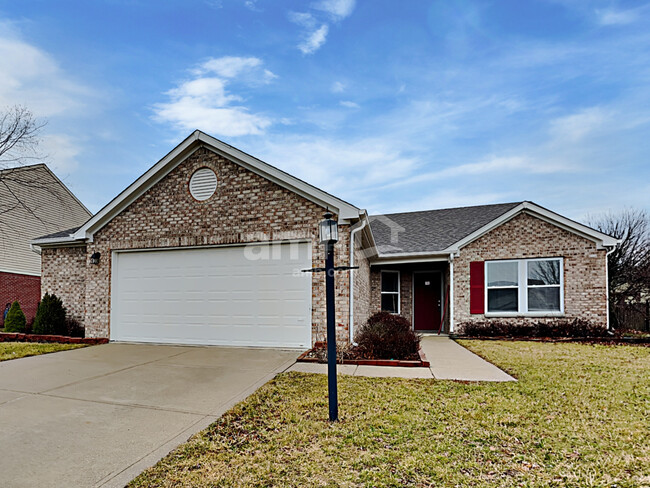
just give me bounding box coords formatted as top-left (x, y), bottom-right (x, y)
top-left (0, 332), bottom-right (108, 345)
top-left (297, 344), bottom-right (430, 367)
top-left (452, 335), bottom-right (650, 346)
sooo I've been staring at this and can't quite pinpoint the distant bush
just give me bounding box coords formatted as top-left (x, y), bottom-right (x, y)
top-left (4, 301), bottom-right (26, 333)
top-left (64, 317), bottom-right (85, 338)
top-left (32, 293), bottom-right (67, 335)
top-left (354, 312), bottom-right (421, 360)
top-left (457, 319), bottom-right (610, 338)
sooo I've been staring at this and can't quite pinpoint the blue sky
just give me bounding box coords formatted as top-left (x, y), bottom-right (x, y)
top-left (1, 0), bottom-right (649, 220)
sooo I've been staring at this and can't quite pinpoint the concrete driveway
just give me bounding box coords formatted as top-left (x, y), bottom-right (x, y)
top-left (0, 343), bottom-right (298, 488)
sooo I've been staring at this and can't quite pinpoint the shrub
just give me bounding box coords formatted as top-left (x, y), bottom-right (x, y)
top-left (64, 317), bottom-right (85, 338)
top-left (32, 293), bottom-right (67, 335)
top-left (354, 312), bottom-right (421, 360)
top-left (4, 301), bottom-right (26, 333)
top-left (457, 319), bottom-right (610, 338)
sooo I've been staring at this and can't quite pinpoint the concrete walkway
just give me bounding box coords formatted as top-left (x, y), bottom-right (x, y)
top-left (287, 335), bottom-right (515, 382)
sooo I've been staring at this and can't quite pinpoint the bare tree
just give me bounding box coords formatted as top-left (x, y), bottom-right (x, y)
top-left (0, 105), bottom-right (59, 227)
top-left (590, 209), bottom-right (650, 329)
top-left (0, 105), bottom-right (45, 168)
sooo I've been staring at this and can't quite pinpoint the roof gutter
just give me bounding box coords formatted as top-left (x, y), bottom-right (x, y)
top-left (371, 252), bottom-right (452, 266)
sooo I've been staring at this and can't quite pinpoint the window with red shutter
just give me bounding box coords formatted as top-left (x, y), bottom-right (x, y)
top-left (469, 261), bottom-right (485, 314)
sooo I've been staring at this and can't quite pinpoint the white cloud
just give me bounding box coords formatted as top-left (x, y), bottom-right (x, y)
top-left (244, 0), bottom-right (262, 12)
top-left (252, 135), bottom-right (420, 201)
top-left (548, 107), bottom-right (607, 142)
top-left (596, 8), bottom-right (640, 26)
top-left (197, 56), bottom-right (260, 78)
top-left (331, 81), bottom-right (346, 93)
top-left (0, 30), bottom-right (94, 117)
top-left (153, 56), bottom-right (274, 137)
top-left (298, 24), bottom-right (329, 54)
top-left (40, 134), bottom-right (82, 173)
top-left (312, 0), bottom-right (356, 20)
top-left (288, 0), bottom-right (355, 54)
top-left (339, 100), bottom-right (359, 108)
top-left (288, 11), bottom-right (316, 28)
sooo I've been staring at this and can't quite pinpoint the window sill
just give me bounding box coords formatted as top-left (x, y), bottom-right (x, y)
top-left (484, 312), bottom-right (565, 318)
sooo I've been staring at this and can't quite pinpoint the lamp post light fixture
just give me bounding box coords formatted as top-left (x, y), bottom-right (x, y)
top-left (319, 212), bottom-right (339, 244)
top-left (303, 211), bottom-right (357, 422)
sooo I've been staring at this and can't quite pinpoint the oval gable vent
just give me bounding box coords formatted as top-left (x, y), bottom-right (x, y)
top-left (189, 168), bottom-right (217, 201)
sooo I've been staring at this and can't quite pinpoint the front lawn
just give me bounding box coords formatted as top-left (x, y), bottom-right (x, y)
top-left (0, 342), bottom-right (86, 362)
top-left (130, 341), bottom-right (649, 487)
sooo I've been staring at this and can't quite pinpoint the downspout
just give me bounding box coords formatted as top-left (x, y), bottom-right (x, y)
top-left (349, 217), bottom-right (368, 343)
top-left (448, 253), bottom-right (455, 333)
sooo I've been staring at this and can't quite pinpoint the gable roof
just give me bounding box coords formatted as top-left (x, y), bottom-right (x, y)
top-left (36, 130), bottom-right (361, 245)
top-left (370, 201), bottom-right (619, 259)
top-left (0, 164), bottom-right (92, 275)
top-left (370, 202), bottom-right (522, 255)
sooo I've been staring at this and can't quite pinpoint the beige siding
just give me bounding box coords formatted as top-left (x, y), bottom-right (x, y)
top-left (0, 165), bottom-right (92, 276)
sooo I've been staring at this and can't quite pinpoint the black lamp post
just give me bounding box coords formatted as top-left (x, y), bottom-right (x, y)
top-left (303, 212), bottom-right (357, 421)
top-left (319, 212), bottom-right (339, 422)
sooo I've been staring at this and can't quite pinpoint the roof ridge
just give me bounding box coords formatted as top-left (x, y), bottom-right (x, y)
top-left (0, 162), bottom-right (48, 174)
top-left (369, 201), bottom-right (524, 218)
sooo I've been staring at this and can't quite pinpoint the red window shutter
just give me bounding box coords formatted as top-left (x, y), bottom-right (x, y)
top-left (469, 261), bottom-right (485, 314)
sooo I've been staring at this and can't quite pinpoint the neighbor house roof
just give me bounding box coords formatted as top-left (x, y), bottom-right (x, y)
top-left (33, 130), bottom-right (362, 246)
top-left (370, 201), bottom-right (619, 260)
top-left (0, 164), bottom-right (92, 275)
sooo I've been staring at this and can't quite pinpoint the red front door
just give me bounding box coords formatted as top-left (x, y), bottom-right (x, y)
top-left (413, 272), bottom-right (441, 331)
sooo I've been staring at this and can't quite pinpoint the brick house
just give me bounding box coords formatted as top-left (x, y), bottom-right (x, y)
top-left (0, 164), bottom-right (92, 325)
top-left (32, 131), bottom-right (618, 347)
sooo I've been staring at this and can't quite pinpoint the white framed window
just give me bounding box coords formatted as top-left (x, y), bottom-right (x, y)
top-left (485, 258), bottom-right (563, 315)
top-left (380, 270), bottom-right (400, 314)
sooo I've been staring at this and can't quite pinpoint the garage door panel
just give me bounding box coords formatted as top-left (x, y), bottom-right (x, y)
top-left (111, 243), bottom-right (311, 347)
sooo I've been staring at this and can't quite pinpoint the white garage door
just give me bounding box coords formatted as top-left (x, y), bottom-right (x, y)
top-left (110, 242), bottom-right (312, 348)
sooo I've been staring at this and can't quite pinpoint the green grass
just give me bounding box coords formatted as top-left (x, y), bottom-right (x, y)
top-left (0, 342), bottom-right (86, 362)
top-left (129, 341), bottom-right (649, 487)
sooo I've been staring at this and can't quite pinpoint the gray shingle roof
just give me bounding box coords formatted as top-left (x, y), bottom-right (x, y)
top-left (369, 202), bottom-right (523, 255)
top-left (34, 226), bottom-right (82, 240)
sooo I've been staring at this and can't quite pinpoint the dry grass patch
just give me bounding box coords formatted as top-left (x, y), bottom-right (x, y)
top-left (130, 341), bottom-right (649, 487)
top-left (0, 342), bottom-right (86, 362)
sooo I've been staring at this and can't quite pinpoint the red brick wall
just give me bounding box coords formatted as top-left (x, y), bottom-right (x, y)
top-left (0, 271), bottom-right (41, 325)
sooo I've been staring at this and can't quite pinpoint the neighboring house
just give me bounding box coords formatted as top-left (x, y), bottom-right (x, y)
top-left (32, 131), bottom-right (618, 347)
top-left (0, 164), bottom-right (92, 325)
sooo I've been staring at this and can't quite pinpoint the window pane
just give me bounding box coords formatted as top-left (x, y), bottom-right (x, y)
top-left (528, 260), bottom-right (560, 286)
top-left (487, 261), bottom-right (518, 287)
top-left (528, 287), bottom-right (560, 311)
top-left (487, 288), bottom-right (518, 312)
top-left (381, 294), bottom-right (398, 313)
top-left (381, 272), bottom-right (399, 293)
